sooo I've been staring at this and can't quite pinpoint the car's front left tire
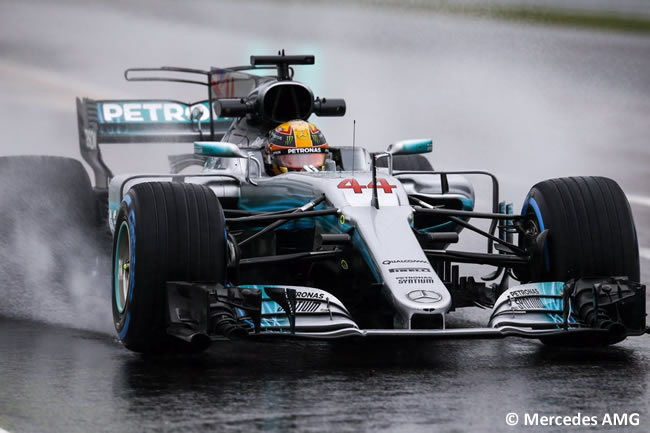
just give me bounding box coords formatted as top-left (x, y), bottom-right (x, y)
top-left (112, 182), bottom-right (227, 353)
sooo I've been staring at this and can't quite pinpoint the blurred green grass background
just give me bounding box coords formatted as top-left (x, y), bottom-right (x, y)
top-left (309, 0), bottom-right (650, 34)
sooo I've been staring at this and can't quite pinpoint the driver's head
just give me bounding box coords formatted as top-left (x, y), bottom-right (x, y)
top-left (264, 120), bottom-right (329, 176)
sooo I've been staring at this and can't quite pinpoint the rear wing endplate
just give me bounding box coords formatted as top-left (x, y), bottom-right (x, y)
top-left (76, 97), bottom-right (232, 188)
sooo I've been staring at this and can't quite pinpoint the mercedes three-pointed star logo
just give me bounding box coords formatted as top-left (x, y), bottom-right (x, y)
top-left (407, 290), bottom-right (442, 303)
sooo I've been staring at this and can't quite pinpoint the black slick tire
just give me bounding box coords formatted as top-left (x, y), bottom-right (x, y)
top-left (0, 155), bottom-right (96, 230)
top-left (520, 176), bottom-right (639, 283)
top-left (0, 156), bottom-right (98, 292)
top-left (111, 182), bottom-right (226, 353)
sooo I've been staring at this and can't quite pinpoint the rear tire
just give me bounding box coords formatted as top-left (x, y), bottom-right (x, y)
top-left (0, 156), bottom-right (99, 308)
top-left (0, 155), bottom-right (96, 230)
top-left (519, 176), bottom-right (639, 283)
top-left (112, 182), bottom-right (227, 353)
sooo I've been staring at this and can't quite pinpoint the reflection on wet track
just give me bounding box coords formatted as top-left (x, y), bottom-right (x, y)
top-left (1, 319), bottom-right (649, 432)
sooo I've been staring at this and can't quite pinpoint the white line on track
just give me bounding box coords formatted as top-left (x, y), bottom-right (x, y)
top-left (627, 194), bottom-right (650, 208)
top-left (0, 427), bottom-right (13, 433)
top-left (640, 248), bottom-right (650, 262)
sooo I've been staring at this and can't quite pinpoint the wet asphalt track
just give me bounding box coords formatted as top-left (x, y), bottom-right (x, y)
top-left (1, 0), bottom-right (649, 432)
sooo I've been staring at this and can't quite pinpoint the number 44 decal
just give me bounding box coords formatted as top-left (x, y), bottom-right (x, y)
top-left (337, 178), bottom-right (397, 194)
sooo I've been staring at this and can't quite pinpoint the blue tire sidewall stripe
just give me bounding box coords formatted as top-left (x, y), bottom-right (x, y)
top-left (128, 208), bottom-right (136, 305)
top-left (116, 198), bottom-right (136, 341)
top-left (522, 196), bottom-right (550, 272)
top-left (118, 312), bottom-right (131, 340)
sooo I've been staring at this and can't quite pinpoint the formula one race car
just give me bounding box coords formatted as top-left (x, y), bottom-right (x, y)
top-left (8, 52), bottom-right (645, 353)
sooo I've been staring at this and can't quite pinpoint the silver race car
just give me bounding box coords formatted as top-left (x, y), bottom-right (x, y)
top-left (36, 53), bottom-right (648, 352)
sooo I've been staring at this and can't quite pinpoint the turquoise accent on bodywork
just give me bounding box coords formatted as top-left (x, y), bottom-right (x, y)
top-left (418, 221), bottom-right (458, 233)
top-left (97, 125), bottom-right (230, 136)
top-left (194, 142), bottom-right (240, 157)
top-left (316, 213), bottom-right (353, 234)
top-left (417, 196), bottom-right (474, 233)
top-left (238, 198), bottom-right (310, 213)
top-left (315, 213), bottom-right (381, 283)
top-left (351, 229), bottom-right (382, 283)
top-left (238, 197), bottom-right (320, 231)
top-left (524, 282), bottom-right (577, 326)
top-left (109, 201), bottom-right (120, 214)
top-left (460, 197), bottom-right (474, 210)
top-left (535, 282), bottom-right (565, 310)
top-left (236, 198), bottom-right (381, 284)
top-left (236, 285), bottom-right (291, 330)
top-left (401, 139), bottom-right (432, 154)
top-left (460, 197), bottom-right (474, 211)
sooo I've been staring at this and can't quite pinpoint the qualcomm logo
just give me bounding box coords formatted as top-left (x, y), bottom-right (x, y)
top-left (407, 290), bottom-right (442, 304)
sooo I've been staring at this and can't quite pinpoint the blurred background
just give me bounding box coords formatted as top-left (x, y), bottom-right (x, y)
top-left (1, 2), bottom-right (648, 203)
top-left (1, 0), bottom-right (648, 187)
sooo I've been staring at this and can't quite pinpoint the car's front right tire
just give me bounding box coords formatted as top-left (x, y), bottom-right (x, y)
top-left (519, 176), bottom-right (639, 283)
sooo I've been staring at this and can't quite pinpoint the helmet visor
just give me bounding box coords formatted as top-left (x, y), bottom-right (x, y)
top-left (275, 153), bottom-right (326, 170)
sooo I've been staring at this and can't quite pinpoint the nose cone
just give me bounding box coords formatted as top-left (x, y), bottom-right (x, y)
top-left (390, 285), bottom-right (452, 328)
top-left (389, 288), bottom-right (451, 330)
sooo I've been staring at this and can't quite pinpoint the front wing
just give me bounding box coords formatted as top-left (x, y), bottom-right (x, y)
top-left (164, 278), bottom-right (647, 347)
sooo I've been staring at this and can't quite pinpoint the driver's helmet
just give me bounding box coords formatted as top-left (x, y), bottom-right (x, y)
top-left (263, 120), bottom-right (329, 176)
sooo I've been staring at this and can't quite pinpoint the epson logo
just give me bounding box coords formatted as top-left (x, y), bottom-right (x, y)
top-left (287, 147), bottom-right (323, 154)
top-left (99, 102), bottom-right (215, 123)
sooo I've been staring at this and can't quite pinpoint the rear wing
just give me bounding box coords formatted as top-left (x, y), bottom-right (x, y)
top-left (77, 59), bottom-right (311, 188)
top-left (76, 97), bottom-right (232, 188)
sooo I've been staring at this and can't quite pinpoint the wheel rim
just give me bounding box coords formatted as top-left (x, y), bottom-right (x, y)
top-left (522, 214), bottom-right (541, 239)
top-left (114, 221), bottom-right (131, 314)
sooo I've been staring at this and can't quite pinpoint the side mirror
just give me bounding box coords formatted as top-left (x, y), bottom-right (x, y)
top-left (194, 141), bottom-right (248, 158)
top-left (387, 138), bottom-right (432, 155)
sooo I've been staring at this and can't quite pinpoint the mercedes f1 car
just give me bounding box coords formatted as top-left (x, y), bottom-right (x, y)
top-left (13, 53), bottom-right (647, 353)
